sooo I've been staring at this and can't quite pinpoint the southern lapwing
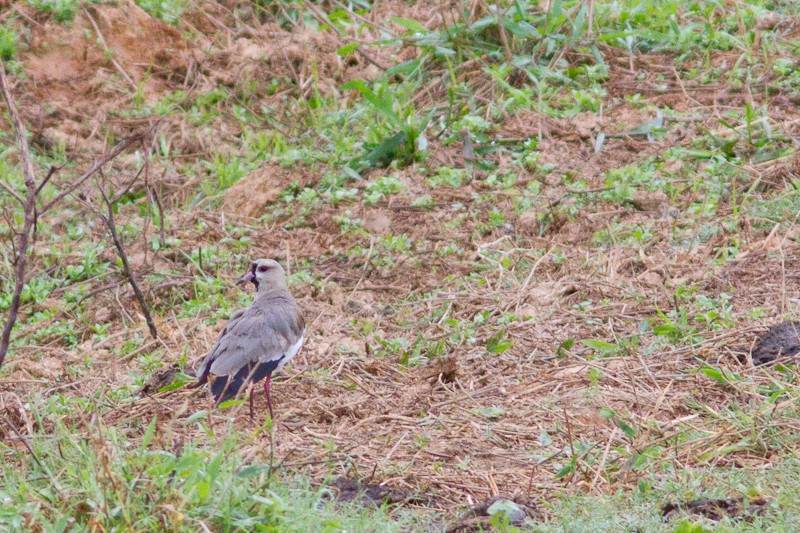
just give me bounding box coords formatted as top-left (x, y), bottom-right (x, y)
top-left (196, 259), bottom-right (305, 419)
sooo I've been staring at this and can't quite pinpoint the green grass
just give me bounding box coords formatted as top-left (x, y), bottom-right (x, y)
top-left (1, 403), bottom-right (425, 532)
top-left (0, 26), bottom-right (18, 62)
top-left (135, 0), bottom-right (188, 25)
top-left (529, 454), bottom-right (800, 532)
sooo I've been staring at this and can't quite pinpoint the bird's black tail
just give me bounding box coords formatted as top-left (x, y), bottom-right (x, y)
top-left (209, 359), bottom-right (284, 403)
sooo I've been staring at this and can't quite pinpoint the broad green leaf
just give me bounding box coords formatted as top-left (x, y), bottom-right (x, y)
top-left (475, 406), bottom-right (506, 420)
top-left (504, 20), bottom-right (539, 39)
top-left (487, 330), bottom-right (513, 354)
top-left (487, 499), bottom-right (521, 516)
top-left (336, 42), bottom-right (359, 56)
top-left (556, 338), bottom-right (574, 357)
top-left (698, 365), bottom-right (742, 384)
top-left (555, 457), bottom-right (576, 479)
top-left (581, 339), bottom-right (618, 355)
top-left (341, 79), bottom-right (401, 127)
top-left (236, 465), bottom-right (268, 479)
top-left (218, 398), bottom-right (246, 410)
top-left (618, 421), bottom-right (637, 438)
top-left (185, 410), bottom-right (209, 423)
top-left (384, 57), bottom-right (423, 78)
top-left (389, 16), bottom-right (427, 34)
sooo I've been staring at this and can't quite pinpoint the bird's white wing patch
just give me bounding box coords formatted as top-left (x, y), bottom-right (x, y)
top-left (273, 335), bottom-right (304, 371)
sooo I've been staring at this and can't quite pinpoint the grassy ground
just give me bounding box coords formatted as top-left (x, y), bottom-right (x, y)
top-left (2, 0), bottom-right (800, 531)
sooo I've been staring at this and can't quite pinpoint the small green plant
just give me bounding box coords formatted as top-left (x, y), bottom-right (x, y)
top-left (135, 0), bottom-right (187, 24)
top-left (581, 339), bottom-right (620, 357)
top-left (599, 407), bottom-right (637, 439)
top-left (0, 27), bottom-right (17, 61)
top-left (202, 154), bottom-right (250, 195)
top-left (486, 329), bottom-right (513, 354)
top-left (364, 175), bottom-right (405, 204)
top-left (342, 79), bottom-right (430, 169)
top-left (27, 0), bottom-right (77, 21)
top-left (428, 167), bottom-right (467, 188)
top-left (63, 245), bottom-right (109, 282)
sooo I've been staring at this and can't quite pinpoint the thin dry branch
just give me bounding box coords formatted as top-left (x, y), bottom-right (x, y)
top-left (97, 170), bottom-right (158, 339)
top-left (0, 178), bottom-right (23, 204)
top-left (83, 7), bottom-right (137, 90)
top-left (41, 127), bottom-right (152, 213)
top-left (0, 60), bottom-right (38, 370)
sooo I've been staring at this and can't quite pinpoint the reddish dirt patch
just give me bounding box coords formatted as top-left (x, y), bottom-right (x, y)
top-left (221, 161), bottom-right (316, 218)
top-left (20, 1), bottom-right (189, 152)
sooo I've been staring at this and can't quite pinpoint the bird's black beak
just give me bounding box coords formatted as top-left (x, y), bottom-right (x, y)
top-left (236, 271), bottom-right (256, 286)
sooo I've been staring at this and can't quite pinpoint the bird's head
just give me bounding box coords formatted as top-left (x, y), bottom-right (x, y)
top-left (236, 258), bottom-right (286, 291)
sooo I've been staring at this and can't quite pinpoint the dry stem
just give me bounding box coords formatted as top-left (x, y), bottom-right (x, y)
top-left (97, 169), bottom-right (159, 339)
top-left (0, 60), bottom-right (38, 370)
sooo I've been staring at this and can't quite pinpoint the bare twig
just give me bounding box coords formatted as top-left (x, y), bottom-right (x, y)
top-left (97, 170), bottom-right (158, 339)
top-left (0, 60), bottom-right (38, 370)
top-left (0, 415), bottom-right (46, 472)
top-left (144, 145), bottom-right (167, 248)
top-left (41, 128), bottom-right (151, 213)
top-left (35, 166), bottom-right (61, 196)
top-left (493, 0), bottom-right (514, 63)
top-left (0, 177), bottom-right (24, 204)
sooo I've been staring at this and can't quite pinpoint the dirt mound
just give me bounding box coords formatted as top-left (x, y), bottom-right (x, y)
top-left (446, 495), bottom-right (541, 532)
top-left (204, 29), bottom-right (356, 96)
top-left (26, 0), bottom-right (188, 92)
top-left (662, 497), bottom-right (769, 523)
top-left (221, 161), bottom-right (315, 218)
top-left (328, 477), bottom-right (430, 506)
top-left (22, 0), bottom-right (190, 151)
top-left (749, 321), bottom-right (800, 365)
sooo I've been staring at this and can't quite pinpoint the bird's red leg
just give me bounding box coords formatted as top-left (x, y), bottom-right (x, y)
top-left (264, 373), bottom-right (273, 419)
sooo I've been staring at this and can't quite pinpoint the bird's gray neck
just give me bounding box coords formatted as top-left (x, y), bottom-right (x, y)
top-left (257, 283), bottom-right (287, 296)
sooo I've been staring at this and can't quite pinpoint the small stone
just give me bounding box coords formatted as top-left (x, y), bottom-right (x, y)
top-left (631, 190), bottom-right (669, 212)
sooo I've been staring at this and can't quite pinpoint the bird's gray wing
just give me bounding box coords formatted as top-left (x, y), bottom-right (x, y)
top-left (206, 304), bottom-right (300, 376)
top-left (195, 308), bottom-right (247, 378)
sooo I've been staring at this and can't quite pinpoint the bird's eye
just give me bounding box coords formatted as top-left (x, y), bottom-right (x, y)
top-left (258, 265), bottom-right (269, 273)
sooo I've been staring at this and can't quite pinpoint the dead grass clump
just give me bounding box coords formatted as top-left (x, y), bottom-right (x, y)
top-left (427, 356), bottom-right (458, 385)
top-left (203, 29), bottom-right (344, 96)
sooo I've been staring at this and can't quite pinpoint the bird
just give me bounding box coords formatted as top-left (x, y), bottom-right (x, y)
top-left (196, 258), bottom-right (305, 419)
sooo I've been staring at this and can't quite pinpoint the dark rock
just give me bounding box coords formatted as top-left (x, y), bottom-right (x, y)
top-left (139, 364), bottom-right (181, 396)
top-left (329, 477), bottom-right (430, 507)
top-left (751, 321), bottom-right (800, 365)
top-left (662, 496), bottom-right (769, 522)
